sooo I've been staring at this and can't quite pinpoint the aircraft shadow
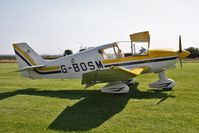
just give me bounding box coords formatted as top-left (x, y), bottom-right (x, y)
top-left (0, 83), bottom-right (174, 131)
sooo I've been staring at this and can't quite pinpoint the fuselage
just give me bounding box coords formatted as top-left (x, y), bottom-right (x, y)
top-left (30, 43), bottom-right (179, 80)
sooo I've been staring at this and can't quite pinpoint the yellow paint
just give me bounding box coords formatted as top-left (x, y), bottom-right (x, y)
top-left (148, 49), bottom-right (176, 57)
top-left (102, 49), bottom-right (177, 64)
top-left (37, 66), bottom-right (60, 71)
top-left (130, 66), bottom-right (150, 76)
top-left (177, 50), bottom-right (190, 59)
top-left (112, 66), bottom-right (150, 76)
top-left (130, 31), bottom-right (150, 49)
top-left (130, 31), bottom-right (150, 42)
top-left (13, 44), bottom-right (36, 66)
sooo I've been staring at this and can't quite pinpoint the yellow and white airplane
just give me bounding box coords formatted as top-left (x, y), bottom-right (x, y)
top-left (13, 31), bottom-right (190, 93)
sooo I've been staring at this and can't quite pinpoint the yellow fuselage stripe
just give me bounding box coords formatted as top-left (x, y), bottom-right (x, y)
top-left (37, 66), bottom-right (60, 71)
top-left (102, 49), bottom-right (177, 64)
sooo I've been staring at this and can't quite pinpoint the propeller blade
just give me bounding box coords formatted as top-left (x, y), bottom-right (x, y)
top-left (179, 35), bottom-right (183, 70)
top-left (179, 35), bottom-right (182, 53)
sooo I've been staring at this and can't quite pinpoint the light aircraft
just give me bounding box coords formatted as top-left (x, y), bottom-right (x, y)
top-left (13, 31), bottom-right (190, 93)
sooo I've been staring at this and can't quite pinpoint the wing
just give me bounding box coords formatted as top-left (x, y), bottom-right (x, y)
top-left (82, 66), bottom-right (150, 86)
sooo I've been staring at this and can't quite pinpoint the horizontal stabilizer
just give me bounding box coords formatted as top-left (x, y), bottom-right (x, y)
top-left (13, 65), bottom-right (45, 72)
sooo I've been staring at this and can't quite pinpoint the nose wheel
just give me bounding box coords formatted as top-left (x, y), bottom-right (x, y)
top-left (149, 71), bottom-right (176, 90)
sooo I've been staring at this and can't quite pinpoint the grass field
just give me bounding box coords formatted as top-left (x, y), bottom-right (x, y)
top-left (0, 63), bottom-right (199, 133)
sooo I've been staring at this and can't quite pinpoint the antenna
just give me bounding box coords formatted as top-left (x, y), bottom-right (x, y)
top-left (76, 40), bottom-right (87, 52)
top-left (76, 41), bottom-right (83, 48)
top-left (56, 47), bottom-right (64, 55)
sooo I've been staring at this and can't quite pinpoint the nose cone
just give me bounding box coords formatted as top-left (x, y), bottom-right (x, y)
top-left (177, 50), bottom-right (190, 59)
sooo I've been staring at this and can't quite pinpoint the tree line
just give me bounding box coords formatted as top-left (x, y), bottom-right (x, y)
top-left (185, 47), bottom-right (199, 58)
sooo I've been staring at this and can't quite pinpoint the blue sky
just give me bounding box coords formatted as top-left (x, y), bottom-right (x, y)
top-left (0, 0), bottom-right (199, 55)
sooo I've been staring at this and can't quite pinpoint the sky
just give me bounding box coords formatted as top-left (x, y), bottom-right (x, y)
top-left (0, 0), bottom-right (199, 55)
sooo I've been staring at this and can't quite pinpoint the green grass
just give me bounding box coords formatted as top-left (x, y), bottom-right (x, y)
top-left (0, 63), bottom-right (199, 133)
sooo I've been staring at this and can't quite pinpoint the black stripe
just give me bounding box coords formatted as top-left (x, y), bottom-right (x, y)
top-left (34, 69), bottom-right (62, 74)
top-left (15, 49), bottom-right (61, 75)
top-left (15, 49), bottom-right (32, 66)
top-left (104, 56), bottom-right (178, 67)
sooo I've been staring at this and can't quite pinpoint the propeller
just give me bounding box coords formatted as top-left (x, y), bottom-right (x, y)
top-left (179, 35), bottom-right (182, 53)
top-left (179, 35), bottom-right (183, 70)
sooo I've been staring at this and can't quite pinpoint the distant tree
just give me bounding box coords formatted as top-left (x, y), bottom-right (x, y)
top-left (63, 49), bottom-right (73, 56)
top-left (185, 47), bottom-right (199, 58)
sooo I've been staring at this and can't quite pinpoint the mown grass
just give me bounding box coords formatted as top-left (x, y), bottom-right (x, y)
top-left (0, 63), bottom-right (199, 133)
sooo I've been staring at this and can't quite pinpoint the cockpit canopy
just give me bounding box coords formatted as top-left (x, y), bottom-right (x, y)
top-left (98, 31), bottom-right (150, 60)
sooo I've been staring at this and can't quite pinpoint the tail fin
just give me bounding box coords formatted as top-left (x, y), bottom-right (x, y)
top-left (13, 42), bottom-right (46, 77)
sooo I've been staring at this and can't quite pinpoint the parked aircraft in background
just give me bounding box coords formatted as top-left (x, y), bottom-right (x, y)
top-left (13, 31), bottom-right (190, 93)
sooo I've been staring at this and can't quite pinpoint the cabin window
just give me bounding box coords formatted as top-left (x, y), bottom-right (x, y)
top-left (100, 46), bottom-right (117, 60)
top-left (116, 41), bottom-right (148, 57)
top-left (116, 42), bottom-right (132, 57)
top-left (131, 42), bottom-right (148, 56)
top-left (99, 41), bottom-right (148, 60)
top-left (99, 43), bottom-right (124, 60)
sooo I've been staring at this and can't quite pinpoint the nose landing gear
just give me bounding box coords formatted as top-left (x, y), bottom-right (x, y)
top-left (149, 71), bottom-right (176, 90)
